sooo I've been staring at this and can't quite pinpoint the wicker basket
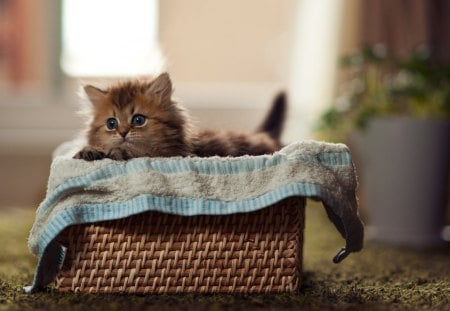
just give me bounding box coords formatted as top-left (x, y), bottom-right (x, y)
top-left (54, 197), bottom-right (305, 294)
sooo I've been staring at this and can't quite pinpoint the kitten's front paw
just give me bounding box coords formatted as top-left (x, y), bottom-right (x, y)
top-left (74, 146), bottom-right (106, 161)
top-left (107, 147), bottom-right (134, 161)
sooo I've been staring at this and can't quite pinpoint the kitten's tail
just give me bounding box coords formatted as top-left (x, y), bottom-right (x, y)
top-left (256, 92), bottom-right (287, 141)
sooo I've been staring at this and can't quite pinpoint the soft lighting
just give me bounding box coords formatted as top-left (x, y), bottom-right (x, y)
top-left (61, 0), bottom-right (162, 77)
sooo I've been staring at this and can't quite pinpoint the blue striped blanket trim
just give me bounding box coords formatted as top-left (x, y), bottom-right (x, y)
top-left (36, 151), bottom-right (351, 219)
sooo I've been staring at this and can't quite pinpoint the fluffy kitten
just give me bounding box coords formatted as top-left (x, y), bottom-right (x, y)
top-left (74, 73), bottom-right (286, 161)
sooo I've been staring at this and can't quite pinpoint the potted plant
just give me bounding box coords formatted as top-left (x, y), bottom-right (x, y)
top-left (317, 46), bottom-right (450, 248)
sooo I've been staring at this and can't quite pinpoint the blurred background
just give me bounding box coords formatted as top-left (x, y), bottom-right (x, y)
top-left (0, 0), bottom-right (449, 246)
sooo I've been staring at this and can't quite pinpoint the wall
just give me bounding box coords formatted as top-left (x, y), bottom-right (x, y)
top-left (159, 0), bottom-right (296, 84)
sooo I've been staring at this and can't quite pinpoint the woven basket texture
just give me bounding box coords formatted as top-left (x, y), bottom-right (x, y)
top-left (54, 197), bottom-right (305, 294)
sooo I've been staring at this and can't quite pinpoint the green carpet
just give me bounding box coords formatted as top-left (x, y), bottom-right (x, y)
top-left (0, 203), bottom-right (449, 310)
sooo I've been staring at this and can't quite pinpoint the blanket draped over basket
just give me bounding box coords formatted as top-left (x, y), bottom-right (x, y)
top-left (25, 140), bottom-right (364, 293)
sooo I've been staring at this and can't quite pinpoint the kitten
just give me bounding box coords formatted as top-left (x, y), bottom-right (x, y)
top-left (74, 73), bottom-right (286, 161)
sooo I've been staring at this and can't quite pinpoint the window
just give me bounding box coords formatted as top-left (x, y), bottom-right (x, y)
top-left (61, 0), bottom-right (162, 77)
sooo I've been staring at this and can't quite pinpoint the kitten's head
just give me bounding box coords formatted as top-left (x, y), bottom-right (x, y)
top-left (82, 73), bottom-right (191, 157)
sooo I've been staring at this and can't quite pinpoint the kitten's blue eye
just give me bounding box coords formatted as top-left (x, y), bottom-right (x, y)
top-left (106, 118), bottom-right (118, 130)
top-left (132, 114), bottom-right (147, 126)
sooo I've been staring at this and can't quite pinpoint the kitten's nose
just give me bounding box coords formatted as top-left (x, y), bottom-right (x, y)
top-left (118, 130), bottom-right (128, 138)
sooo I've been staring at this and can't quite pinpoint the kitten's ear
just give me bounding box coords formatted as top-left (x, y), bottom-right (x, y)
top-left (146, 73), bottom-right (172, 102)
top-left (84, 85), bottom-right (107, 106)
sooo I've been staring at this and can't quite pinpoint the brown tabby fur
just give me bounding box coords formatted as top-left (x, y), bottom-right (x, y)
top-left (74, 73), bottom-right (286, 161)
